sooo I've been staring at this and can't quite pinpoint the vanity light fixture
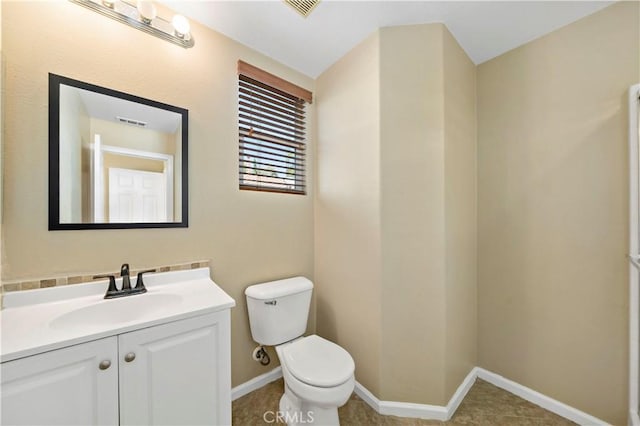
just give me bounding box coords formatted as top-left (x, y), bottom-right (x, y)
top-left (70, 0), bottom-right (194, 48)
top-left (171, 14), bottom-right (190, 39)
top-left (136, 1), bottom-right (157, 24)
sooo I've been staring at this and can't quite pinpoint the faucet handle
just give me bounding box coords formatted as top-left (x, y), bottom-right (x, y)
top-left (94, 274), bottom-right (120, 299)
top-left (120, 264), bottom-right (130, 276)
top-left (120, 264), bottom-right (131, 291)
top-left (131, 269), bottom-right (156, 294)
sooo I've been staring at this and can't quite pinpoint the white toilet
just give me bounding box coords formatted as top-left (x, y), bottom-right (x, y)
top-left (245, 277), bottom-right (355, 425)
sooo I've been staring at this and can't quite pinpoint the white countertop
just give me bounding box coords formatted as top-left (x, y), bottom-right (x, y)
top-left (1, 268), bottom-right (235, 363)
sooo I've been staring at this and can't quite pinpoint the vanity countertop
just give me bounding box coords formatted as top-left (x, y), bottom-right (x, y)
top-left (0, 267), bottom-right (235, 363)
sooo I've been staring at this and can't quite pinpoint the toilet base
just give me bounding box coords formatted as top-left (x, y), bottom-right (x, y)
top-left (279, 385), bottom-right (340, 425)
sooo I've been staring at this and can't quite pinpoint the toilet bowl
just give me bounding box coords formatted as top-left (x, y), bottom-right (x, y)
top-left (276, 335), bottom-right (355, 424)
top-left (245, 277), bottom-right (355, 425)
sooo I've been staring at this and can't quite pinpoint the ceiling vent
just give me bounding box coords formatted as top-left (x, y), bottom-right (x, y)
top-left (116, 116), bottom-right (148, 128)
top-left (283, 0), bottom-right (320, 18)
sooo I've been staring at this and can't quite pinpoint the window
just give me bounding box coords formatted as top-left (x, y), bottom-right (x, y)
top-left (238, 61), bottom-right (312, 195)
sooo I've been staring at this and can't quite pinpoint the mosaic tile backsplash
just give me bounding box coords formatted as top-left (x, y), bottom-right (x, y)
top-left (1, 260), bottom-right (210, 294)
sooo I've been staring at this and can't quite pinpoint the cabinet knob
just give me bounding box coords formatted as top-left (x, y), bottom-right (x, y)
top-left (98, 360), bottom-right (111, 370)
top-left (124, 352), bottom-right (136, 362)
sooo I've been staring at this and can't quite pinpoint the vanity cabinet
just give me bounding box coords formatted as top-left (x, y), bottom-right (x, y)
top-left (119, 311), bottom-right (231, 425)
top-left (1, 337), bottom-right (119, 425)
top-left (1, 311), bottom-right (231, 426)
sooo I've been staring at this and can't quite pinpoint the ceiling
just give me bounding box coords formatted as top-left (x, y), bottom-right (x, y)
top-left (163, 0), bottom-right (614, 78)
top-left (75, 87), bottom-right (181, 133)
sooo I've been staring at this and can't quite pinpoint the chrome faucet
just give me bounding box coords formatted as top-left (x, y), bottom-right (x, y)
top-left (94, 263), bottom-right (156, 299)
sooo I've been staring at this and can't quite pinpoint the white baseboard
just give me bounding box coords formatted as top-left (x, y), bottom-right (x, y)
top-left (354, 367), bottom-right (478, 421)
top-left (352, 381), bottom-right (380, 412)
top-left (355, 381), bottom-right (446, 419)
top-left (231, 366), bottom-right (282, 401)
top-left (232, 365), bottom-right (608, 425)
top-left (379, 400), bottom-right (448, 420)
top-left (447, 366), bottom-right (479, 415)
top-left (476, 368), bottom-right (608, 425)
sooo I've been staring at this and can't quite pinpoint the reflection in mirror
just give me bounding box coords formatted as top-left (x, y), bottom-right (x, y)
top-left (49, 74), bottom-right (188, 229)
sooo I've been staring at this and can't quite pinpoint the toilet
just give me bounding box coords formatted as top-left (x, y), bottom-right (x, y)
top-left (245, 277), bottom-right (355, 425)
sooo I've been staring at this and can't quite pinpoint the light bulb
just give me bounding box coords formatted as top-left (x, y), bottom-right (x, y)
top-left (172, 14), bottom-right (190, 39)
top-left (137, 1), bottom-right (157, 24)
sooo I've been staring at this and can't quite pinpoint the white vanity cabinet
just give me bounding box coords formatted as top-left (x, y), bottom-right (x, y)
top-left (1, 337), bottom-right (119, 425)
top-left (1, 311), bottom-right (231, 426)
top-left (119, 311), bottom-right (231, 425)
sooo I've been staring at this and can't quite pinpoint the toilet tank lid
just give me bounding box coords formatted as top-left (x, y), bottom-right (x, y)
top-left (245, 276), bottom-right (313, 300)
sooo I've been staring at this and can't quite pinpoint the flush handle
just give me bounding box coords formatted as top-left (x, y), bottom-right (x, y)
top-left (124, 352), bottom-right (136, 363)
top-left (98, 360), bottom-right (111, 370)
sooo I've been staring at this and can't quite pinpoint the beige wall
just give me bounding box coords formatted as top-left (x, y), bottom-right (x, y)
top-left (317, 23), bottom-right (477, 406)
top-left (102, 154), bottom-right (165, 174)
top-left (59, 85), bottom-right (89, 222)
top-left (90, 118), bottom-right (176, 155)
top-left (378, 24), bottom-right (447, 404)
top-left (442, 27), bottom-right (477, 400)
top-left (1, 1), bottom-right (315, 387)
top-left (378, 24), bottom-right (477, 405)
top-left (477, 2), bottom-right (639, 424)
top-left (315, 32), bottom-right (382, 396)
top-left (2, 0), bottom-right (635, 420)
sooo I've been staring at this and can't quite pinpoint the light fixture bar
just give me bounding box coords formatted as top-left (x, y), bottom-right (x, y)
top-left (70, 0), bottom-right (194, 49)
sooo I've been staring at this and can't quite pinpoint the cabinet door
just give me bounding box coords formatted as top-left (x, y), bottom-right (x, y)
top-left (119, 311), bottom-right (231, 426)
top-left (1, 337), bottom-right (119, 426)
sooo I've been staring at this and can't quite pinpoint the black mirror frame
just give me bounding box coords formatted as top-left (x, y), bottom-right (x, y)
top-left (48, 73), bottom-right (189, 230)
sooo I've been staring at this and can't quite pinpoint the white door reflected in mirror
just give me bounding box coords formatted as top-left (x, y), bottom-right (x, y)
top-left (109, 168), bottom-right (168, 223)
top-left (90, 133), bottom-right (175, 223)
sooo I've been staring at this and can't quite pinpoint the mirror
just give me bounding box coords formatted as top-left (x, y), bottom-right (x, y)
top-left (49, 74), bottom-right (188, 230)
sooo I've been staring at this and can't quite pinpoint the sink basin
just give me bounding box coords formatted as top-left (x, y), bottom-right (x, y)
top-left (50, 293), bottom-right (182, 330)
top-left (1, 267), bottom-right (236, 363)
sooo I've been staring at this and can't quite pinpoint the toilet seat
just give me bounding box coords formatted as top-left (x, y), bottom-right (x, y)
top-left (280, 335), bottom-right (355, 388)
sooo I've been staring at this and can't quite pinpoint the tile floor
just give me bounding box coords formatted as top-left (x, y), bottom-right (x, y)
top-left (232, 378), bottom-right (576, 425)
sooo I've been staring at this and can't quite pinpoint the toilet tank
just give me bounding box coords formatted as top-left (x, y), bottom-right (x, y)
top-left (245, 277), bottom-right (313, 346)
